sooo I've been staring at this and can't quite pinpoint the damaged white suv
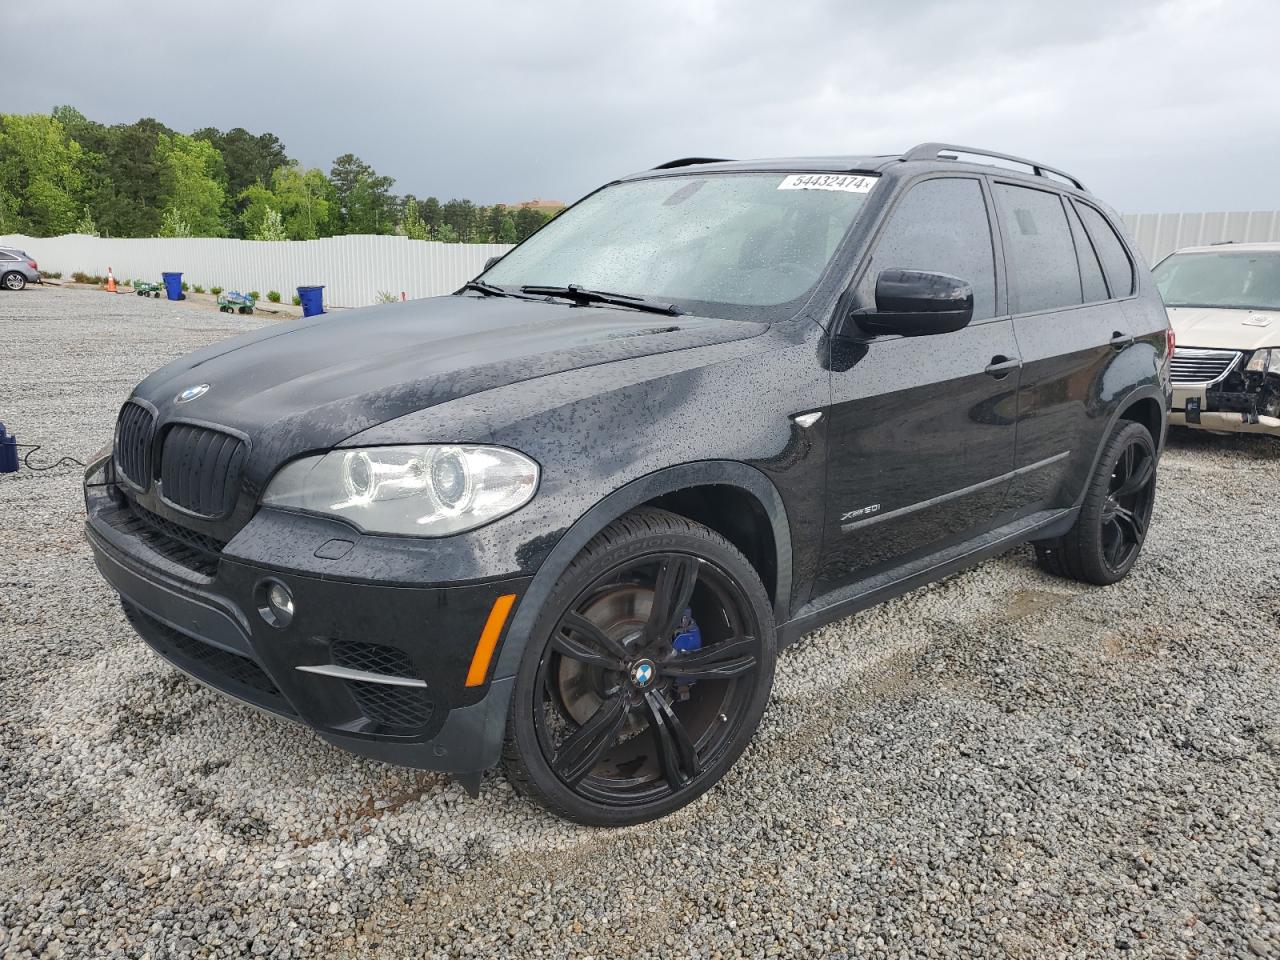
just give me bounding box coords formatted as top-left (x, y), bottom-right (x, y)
top-left (1155, 242), bottom-right (1280, 437)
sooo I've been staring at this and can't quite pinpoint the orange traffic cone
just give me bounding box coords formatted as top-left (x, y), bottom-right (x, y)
top-left (106, 267), bottom-right (117, 293)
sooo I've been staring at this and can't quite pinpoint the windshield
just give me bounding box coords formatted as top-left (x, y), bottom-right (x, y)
top-left (1152, 251), bottom-right (1280, 311)
top-left (482, 173), bottom-right (875, 319)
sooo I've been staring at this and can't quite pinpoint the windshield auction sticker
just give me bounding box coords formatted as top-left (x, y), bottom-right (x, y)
top-left (778, 173), bottom-right (878, 193)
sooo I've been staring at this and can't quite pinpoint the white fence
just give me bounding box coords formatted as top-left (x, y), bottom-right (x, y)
top-left (8, 212), bottom-right (1280, 305)
top-left (0, 234), bottom-right (514, 308)
top-left (1122, 211), bottom-right (1280, 265)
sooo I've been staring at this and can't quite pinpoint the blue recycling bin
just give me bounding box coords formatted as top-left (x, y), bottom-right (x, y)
top-left (161, 272), bottom-right (185, 301)
top-left (297, 285), bottom-right (325, 317)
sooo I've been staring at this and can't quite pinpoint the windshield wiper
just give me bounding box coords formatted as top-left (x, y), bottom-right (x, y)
top-left (458, 280), bottom-right (547, 302)
top-left (520, 284), bottom-right (684, 316)
top-left (459, 280), bottom-right (509, 297)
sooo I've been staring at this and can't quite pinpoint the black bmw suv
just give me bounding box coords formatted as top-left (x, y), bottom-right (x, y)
top-left (84, 144), bottom-right (1172, 825)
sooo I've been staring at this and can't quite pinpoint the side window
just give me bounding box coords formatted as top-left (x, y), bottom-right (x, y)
top-left (993, 184), bottom-right (1083, 314)
top-left (1065, 202), bottom-right (1108, 303)
top-left (0, 252), bottom-right (17, 261)
top-left (1074, 201), bottom-right (1135, 297)
top-left (869, 177), bottom-right (996, 321)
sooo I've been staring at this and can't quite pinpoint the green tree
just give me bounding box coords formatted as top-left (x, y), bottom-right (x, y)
top-left (194, 127), bottom-right (287, 198)
top-left (514, 205), bottom-right (552, 242)
top-left (75, 205), bottom-right (99, 236)
top-left (498, 214), bottom-right (517, 244)
top-left (421, 196), bottom-right (442, 237)
top-left (329, 153), bottom-right (396, 234)
top-left (486, 204), bottom-right (510, 243)
top-left (158, 207), bottom-right (192, 238)
top-left (156, 132), bottom-right (226, 236)
top-left (401, 197), bottom-right (429, 240)
top-left (90, 118), bottom-right (173, 237)
top-left (254, 206), bottom-right (288, 242)
top-left (0, 113), bottom-right (85, 235)
top-left (271, 165), bottom-right (333, 239)
top-left (237, 182), bottom-right (276, 238)
top-left (441, 198), bottom-right (478, 242)
top-left (194, 126), bottom-right (288, 235)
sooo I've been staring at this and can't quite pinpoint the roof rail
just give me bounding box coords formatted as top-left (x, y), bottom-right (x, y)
top-left (652, 157), bottom-right (733, 170)
top-left (902, 143), bottom-right (1086, 191)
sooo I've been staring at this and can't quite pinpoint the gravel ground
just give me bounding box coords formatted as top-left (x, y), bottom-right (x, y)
top-left (2, 286), bottom-right (1279, 960)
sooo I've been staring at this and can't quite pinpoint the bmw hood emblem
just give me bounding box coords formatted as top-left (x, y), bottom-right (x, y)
top-left (175, 383), bottom-right (210, 403)
top-left (631, 660), bottom-right (655, 687)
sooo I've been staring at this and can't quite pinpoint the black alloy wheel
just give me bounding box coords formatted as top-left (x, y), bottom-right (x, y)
top-left (1034, 420), bottom-right (1158, 586)
top-left (504, 508), bottom-right (776, 825)
top-left (1099, 435), bottom-right (1156, 573)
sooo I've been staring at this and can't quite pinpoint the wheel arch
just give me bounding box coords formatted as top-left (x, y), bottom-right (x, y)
top-left (491, 460), bottom-right (793, 684)
top-left (1074, 384), bottom-right (1168, 510)
top-left (1116, 393), bottom-right (1166, 451)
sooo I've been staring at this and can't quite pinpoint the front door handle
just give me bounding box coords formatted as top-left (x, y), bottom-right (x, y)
top-left (1110, 331), bottom-right (1134, 351)
top-left (984, 355), bottom-right (1021, 379)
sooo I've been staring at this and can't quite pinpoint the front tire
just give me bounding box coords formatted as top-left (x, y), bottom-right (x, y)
top-left (2, 271), bottom-right (26, 291)
top-left (1034, 420), bottom-right (1158, 585)
top-left (503, 507), bottom-right (776, 826)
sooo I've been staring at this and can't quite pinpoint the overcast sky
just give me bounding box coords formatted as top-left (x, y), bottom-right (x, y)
top-left (9, 0), bottom-right (1279, 213)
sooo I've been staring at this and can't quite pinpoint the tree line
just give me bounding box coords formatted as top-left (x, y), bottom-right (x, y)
top-left (0, 108), bottom-right (559, 243)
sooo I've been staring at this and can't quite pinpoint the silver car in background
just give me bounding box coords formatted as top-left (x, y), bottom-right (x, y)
top-left (0, 247), bottom-right (41, 290)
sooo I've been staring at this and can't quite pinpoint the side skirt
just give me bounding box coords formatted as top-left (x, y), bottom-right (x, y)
top-left (777, 507), bottom-right (1077, 646)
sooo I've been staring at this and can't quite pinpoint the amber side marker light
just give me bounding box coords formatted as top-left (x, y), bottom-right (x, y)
top-left (465, 593), bottom-right (518, 687)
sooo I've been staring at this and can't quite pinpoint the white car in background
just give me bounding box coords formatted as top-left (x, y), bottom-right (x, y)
top-left (1154, 242), bottom-right (1280, 437)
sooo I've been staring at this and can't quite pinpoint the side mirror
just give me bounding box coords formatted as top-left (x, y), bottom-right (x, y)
top-left (483, 256), bottom-right (503, 272)
top-left (855, 269), bottom-right (974, 337)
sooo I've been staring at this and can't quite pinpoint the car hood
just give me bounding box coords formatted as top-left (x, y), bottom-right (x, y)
top-left (132, 294), bottom-right (768, 483)
top-left (1167, 306), bottom-right (1280, 351)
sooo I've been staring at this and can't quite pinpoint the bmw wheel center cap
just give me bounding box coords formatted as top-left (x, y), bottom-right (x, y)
top-left (630, 659), bottom-right (656, 687)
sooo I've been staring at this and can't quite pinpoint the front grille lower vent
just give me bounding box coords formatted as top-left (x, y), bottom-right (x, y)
top-left (348, 680), bottom-right (434, 729)
top-left (1171, 347), bottom-right (1242, 385)
top-left (104, 499), bottom-right (226, 577)
top-left (330, 639), bottom-right (432, 729)
top-left (115, 402), bottom-right (155, 487)
top-left (332, 640), bottom-right (417, 679)
top-left (121, 601), bottom-right (293, 716)
top-left (160, 424), bottom-right (246, 518)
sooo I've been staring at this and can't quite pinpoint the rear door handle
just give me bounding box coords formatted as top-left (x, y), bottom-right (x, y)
top-left (984, 355), bottom-right (1021, 379)
top-left (1110, 331), bottom-right (1134, 350)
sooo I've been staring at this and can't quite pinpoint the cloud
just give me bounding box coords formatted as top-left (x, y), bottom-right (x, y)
top-left (8, 0), bottom-right (1279, 212)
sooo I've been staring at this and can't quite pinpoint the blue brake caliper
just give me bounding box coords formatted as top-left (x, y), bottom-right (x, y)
top-left (672, 609), bottom-right (701, 698)
top-left (672, 608), bottom-right (702, 652)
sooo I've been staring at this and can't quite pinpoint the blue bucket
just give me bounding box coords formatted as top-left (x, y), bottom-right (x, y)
top-left (297, 285), bottom-right (325, 317)
top-left (161, 272), bottom-right (185, 301)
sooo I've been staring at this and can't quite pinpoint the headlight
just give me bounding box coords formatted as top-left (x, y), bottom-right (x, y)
top-left (1244, 349), bottom-right (1280, 375)
top-left (261, 444), bottom-right (539, 536)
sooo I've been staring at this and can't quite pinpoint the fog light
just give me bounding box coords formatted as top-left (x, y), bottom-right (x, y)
top-left (258, 579), bottom-right (295, 628)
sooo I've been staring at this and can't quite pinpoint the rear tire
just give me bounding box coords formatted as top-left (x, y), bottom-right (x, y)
top-left (2, 271), bottom-right (25, 291)
top-left (1034, 420), bottom-right (1158, 586)
top-left (503, 507), bottom-right (776, 826)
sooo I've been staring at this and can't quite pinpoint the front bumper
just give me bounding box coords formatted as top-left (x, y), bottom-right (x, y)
top-left (84, 460), bottom-right (530, 774)
top-left (1172, 384), bottom-right (1280, 437)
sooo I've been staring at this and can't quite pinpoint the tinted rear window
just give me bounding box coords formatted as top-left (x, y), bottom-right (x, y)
top-left (1074, 202), bottom-right (1134, 297)
top-left (993, 184), bottom-right (1082, 314)
top-left (1065, 202), bottom-right (1108, 303)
